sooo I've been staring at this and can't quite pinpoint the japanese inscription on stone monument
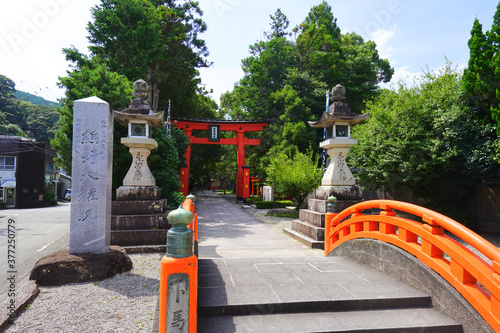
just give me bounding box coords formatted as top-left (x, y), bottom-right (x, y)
top-left (70, 97), bottom-right (113, 254)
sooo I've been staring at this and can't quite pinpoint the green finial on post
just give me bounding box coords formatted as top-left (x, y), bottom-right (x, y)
top-left (166, 205), bottom-right (194, 258)
top-left (186, 193), bottom-right (195, 200)
top-left (327, 196), bottom-right (337, 213)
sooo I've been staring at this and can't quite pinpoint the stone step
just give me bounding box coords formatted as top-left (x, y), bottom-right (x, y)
top-left (197, 308), bottom-right (462, 332)
top-left (122, 245), bottom-right (166, 254)
top-left (112, 199), bottom-right (168, 215)
top-left (291, 219), bottom-right (324, 241)
top-left (111, 214), bottom-right (169, 230)
top-left (308, 198), bottom-right (328, 213)
top-left (283, 228), bottom-right (324, 249)
top-left (197, 257), bottom-right (433, 314)
top-left (198, 292), bottom-right (432, 317)
top-left (110, 229), bottom-right (166, 246)
top-left (299, 209), bottom-right (325, 227)
top-left (196, 257), bottom-right (462, 332)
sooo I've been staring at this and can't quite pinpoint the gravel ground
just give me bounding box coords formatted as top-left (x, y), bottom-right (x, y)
top-left (4, 253), bottom-right (164, 333)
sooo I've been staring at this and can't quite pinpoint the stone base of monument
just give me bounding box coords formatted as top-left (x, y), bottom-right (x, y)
top-left (283, 186), bottom-right (362, 249)
top-left (111, 186), bottom-right (171, 253)
top-left (115, 186), bottom-right (162, 201)
top-left (29, 246), bottom-right (132, 286)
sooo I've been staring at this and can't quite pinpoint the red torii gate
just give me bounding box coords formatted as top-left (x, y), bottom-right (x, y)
top-left (171, 117), bottom-right (269, 200)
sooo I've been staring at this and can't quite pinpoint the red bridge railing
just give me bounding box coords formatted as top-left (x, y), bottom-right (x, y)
top-left (324, 200), bottom-right (500, 332)
top-left (182, 195), bottom-right (198, 243)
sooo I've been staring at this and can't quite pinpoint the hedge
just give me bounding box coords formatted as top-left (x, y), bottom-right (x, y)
top-left (254, 200), bottom-right (293, 209)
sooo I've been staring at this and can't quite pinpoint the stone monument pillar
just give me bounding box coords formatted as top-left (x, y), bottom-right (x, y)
top-left (32, 96), bottom-right (132, 286)
top-left (70, 97), bottom-right (113, 254)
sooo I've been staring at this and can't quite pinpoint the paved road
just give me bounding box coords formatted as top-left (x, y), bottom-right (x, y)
top-left (0, 203), bottom-right (70, 304)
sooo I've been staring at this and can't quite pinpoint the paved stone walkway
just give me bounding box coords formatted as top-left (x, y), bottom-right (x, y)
top-left (196, 192), bottom-right (323, 259)
top-left (194, 192), bottom-right (460, 332)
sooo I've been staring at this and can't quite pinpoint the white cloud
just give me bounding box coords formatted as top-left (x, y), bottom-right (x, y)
top-left (379, 65), bottom-right (422, 90)
top-left (369, 24), bottom-right (398, 60)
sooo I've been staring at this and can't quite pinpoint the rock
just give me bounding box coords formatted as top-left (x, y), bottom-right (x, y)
top-left (29, 246), bottom-right (133, 286)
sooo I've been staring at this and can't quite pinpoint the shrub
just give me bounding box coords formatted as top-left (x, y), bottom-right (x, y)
top-left (44, 189), bottom-right (54, 205)
top-left (245, 197), bottom-right (262, 205)
top-left (267, 149), bottom-right (321, 210)
top-left (254, 200), bottom-right (293, 209)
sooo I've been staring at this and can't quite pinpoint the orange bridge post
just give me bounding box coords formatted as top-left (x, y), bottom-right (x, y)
top-left (158, 201), bottom-right (197, 332)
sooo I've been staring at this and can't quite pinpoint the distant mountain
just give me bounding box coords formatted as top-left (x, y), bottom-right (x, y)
top-left (14, 90), bottom-right (60, 108)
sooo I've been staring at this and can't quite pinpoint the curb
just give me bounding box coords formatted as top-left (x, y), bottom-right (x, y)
top-left (0, 281), bottom-right (40, 331)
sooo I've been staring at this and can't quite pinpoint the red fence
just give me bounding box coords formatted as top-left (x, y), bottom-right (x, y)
top-left (324, 200), bottom-right (500, 331)
top-left (182, 196), bottom-right (198, 243)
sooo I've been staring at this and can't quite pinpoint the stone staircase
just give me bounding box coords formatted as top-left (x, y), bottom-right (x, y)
top-left (196, 256), bottom-right (463, 332)
top-left (111, 190), bottom-right (170, 253)
top-left (284, 198), bottom-right (326, 249)
top-left (284, 195), bottom-right (360, 249)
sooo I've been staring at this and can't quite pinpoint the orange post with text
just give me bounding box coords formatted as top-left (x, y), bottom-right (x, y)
top-left (158, 201), bottom-right (197, 333)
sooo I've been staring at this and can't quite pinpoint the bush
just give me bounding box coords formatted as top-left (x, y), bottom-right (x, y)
top-left (270, 211), bottom-right (299, 218)
top-left (44, 189), bottom-right (54, 205)
top-left (254, 200), bottom-right (293, 209)
top-left (150, 127), bottom-right (183, 209)
top-left (168, 191), bottom-right (185, 210)
top-left (267, 149), bottom-right (322, 210)
top-left (245, 197), bottom-right (262, 205)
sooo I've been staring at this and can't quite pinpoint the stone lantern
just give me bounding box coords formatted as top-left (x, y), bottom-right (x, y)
top-left (284, 85), bottom-right (368, 249)
top-left (308, 84), bottom-right (368, 200)
top-left (114, 79), bottom-right (165, 197)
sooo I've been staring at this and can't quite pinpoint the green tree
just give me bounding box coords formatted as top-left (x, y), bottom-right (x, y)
top-left (51, 51), bottom-right (133, 173)
top-left (462, 3), bottom-right (500, 162)
top-left (0, 75), bottom-right (25, 136)
top-left (19, 101), bottom-right (59, 142)
top-left (150, 127), bottom-right (183, 208)
top-left (87, 0), bottom-right (210, 114)
top-left (84, 0), bottom-right (219, 188)
top-left (0, 75), bottom-right (58, 139)
top-left (267, 149), bottom-right (322, 210)
top-left (265, 8), bottom-right (290, 39)
top-left (463, 18), bottom-right (496, 121)
top-left (221, 2), bottom-right (392, 182)
top-left (349, 65), bottom-right (499, 219)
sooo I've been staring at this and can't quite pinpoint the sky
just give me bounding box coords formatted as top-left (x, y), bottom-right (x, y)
top-left (0, 0), bottom-right (498, 105)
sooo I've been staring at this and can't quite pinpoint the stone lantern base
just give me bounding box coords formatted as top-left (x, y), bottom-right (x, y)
top-left (116, 185), bottom-right (161, 201)
top-left (315, 185), bottom-right (362, 201)
top-left (284, 185), bottom-right (362, 249)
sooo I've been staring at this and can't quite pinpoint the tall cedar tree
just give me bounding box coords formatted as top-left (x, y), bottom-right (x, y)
top-left (87, 0), bottom-right (211, 116)
top-left (464, 3), bottom-right (500, 129)
top-left (220, 2), bottom-right (393, 179)
top-left (52, 1), bottom-right (217, 205)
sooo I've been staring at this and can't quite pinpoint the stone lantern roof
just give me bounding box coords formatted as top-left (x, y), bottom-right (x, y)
top-left (308, 84), bottom-right (369, 128)
top-left (114, 79), bottom-right (165, 127)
